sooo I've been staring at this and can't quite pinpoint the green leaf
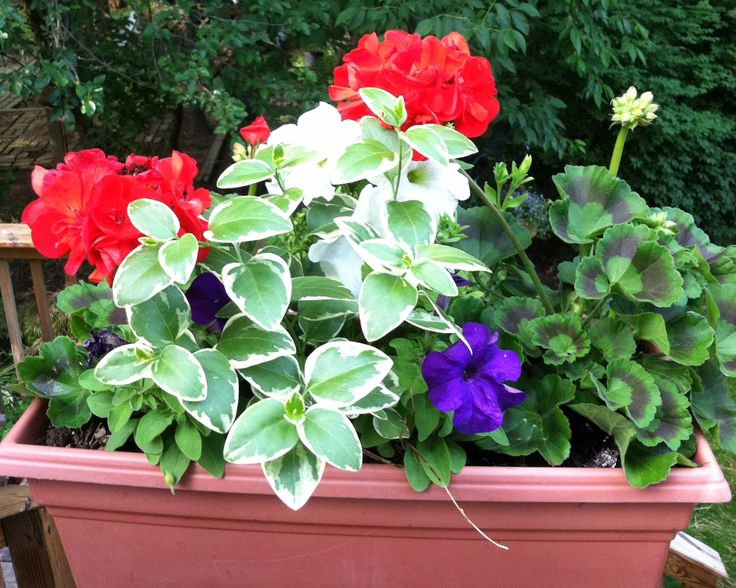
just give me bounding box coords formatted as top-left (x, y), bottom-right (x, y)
top-left (86, 390), bottom-right (115, 418)
top-left (175, 418), bottom-right (202, 461)
top-left (18, 336), bottom-right (86, 397)
top-left (359, 272), bottom-right (417, 341)
top-left (56, 281), bottom-right (118, 325)
top-left (216, 314), bottom-right (296, 369)
top-left (239, 355), bottom-right (302, 401)
top-left (217, 159), bottom-right (276, 189)
top-left (158, 234), bottom-right (199, 284)
top-left (692, 360), bottom-right (736, 452)
top-left (386, 200), bottom-right (434, 248)
top-left (494, 375), bottom-right (575, 464)
top-left (204, 196), bottom-right (292, 243)
top-left (357, 238), bottom-right (408, 272)
top-left (372, 407), bottom-right (408, 439)
top-left (423, 124), bottom-right (478, 158)
top-left (160, 439), bottom-right (191, 488)
top-left (402, 126), bottom-right (449, 165)
top-left (305, 341), bottom-right (393, 408)
top-left (261, 441), bottom-right (325, 511)
top-left (358, 87), bottom-right (407, 128)
top-left (222, 253), bottom-right (290, 331)
top-left (415, 244), bottom-right (489, 272)
top-left (266, 187), bottom-right (303, 216)
top-left (403, 448), bottom-right (431, 492)
top-left (620, 312), bottom-right (670, 355)
top-left (522, 313), bottom-right (591, 365)
top-left (569, 403), bottom-right (676, 487)
top-left (589, 317), bottom-right (636, 362)
top-left (94, 344), bottom-right (153, 385)
top-left (708, 284), bottom-right (736, 376)
top-left (409, 260), bottom-right (457, 296)
top-left (575, 256), bottom-right (610, 299)
top-left (636, 381), bottom-right (691, 451)
top-left (493, 297), bottom-right (545, 335)
top-left (182, 349), bottom-right (239, 434)
top-left (414, 393), bottom-right (441, 442)
top-left (152, 345), bottom-right (207, 402)
top-left (666, 312), bottom-right (714, 366)
top-left (597, 226), bottom-right (684, 307)
top-left (333, 140), bottom-right (396, 184)
top-left (135, 409), bottom-right (173, 454)
top-left (224, 398), bottom-right (299, 464)
top-left (112, 244), bottom-right (172, 307)
top-left (604, 359), bottom-right (660, 427)
top-left (107, 402), bottom-right (134, 434)
top-left (128, 286), bottom-right (190, 348)
top-left (455, 206), bottom-right (531, 268)
top-left (197, 433), bottom-right (226, 478)
top-left (405, 308), bottom-right (458, 334)
top-left (550, 165), bottom-right (649, 244)
top-left (47, 395), bottom-right (92, 428)
top-left (297, 407), bottom-right (362, 471)
top-left (416, 437), bottom-right (451, 487)
top-left (106, 417), bottom-right (137, 451)
top-left (127, 198), bottom-right (179, 241)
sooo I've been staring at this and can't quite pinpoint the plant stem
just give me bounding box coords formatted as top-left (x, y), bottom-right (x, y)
top-left (461, 169), bottom-right (554, 315)
top-left (608, 127), bottom-right (629, 177)
top-left (582, 294), bottom-right (610, 327)
top-left (393, 139), bottom-right (404, 200)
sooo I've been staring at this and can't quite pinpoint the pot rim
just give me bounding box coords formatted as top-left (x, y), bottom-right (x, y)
top-left (1, 399), bottom-right (731, 504)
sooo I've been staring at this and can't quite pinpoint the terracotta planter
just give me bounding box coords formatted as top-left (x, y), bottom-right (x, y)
top-left (0, 399), bottom-right (731, 588)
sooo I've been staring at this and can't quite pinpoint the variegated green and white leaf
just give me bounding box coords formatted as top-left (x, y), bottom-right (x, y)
top-left (359, 272), bottom-right (417, 341)
top-left (261, 442), bottom-right (325, 511)
top-left (224, 398), bottom-right (298, 464)
top-left (290, 276), bottom-right (356, 302)
top-left (386, 200), bottom-right (435, 248)
top-left (217, 158), bottom-right (276, 189)
top-left (297, 407), bottom-right (362, 471)
top-left (401, 126), bottom-right (449, 165)
top-left (204, 196), bottom-right (292, 243)
top-left (305, 341), bottom-right (392, 408)
top-left (158, 233), bottom-right (199, 284)
top-left (343, 385), bottom-right (400, 415)
top-left (238, 355), bottom-right (302, 400)
top-left (94, 343), bottom-right (154, 385)
top-left (128, 286), bottom-right (190, 348)
top-left (415, 244), bottom-right (489, 272)
top-left (357, 238), bottom-right (410, 273)
top-left (423, 124), bottom-right (478, 158)
top-left (182, 349), bottom-right (239, 433)
top-left (112, 244), bottom-right (173, 307)
top-left (127, 198), bottom-right (179, 241)
top-left (216, 314), bottom-right (296, 369)
top-left (405, 308), bottom-right (457, 334)
top-left (409, 260), bottom-right (457, 296)
top-left (333, 140), bottom-right (397, 184)
top-left (222, 253), bottom-right (291, 330)
top-left (152, 344), bottom-right (207, 402)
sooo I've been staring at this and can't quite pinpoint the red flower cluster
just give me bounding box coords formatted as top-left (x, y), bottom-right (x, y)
top-left (239, 116), bottom-right (270, 146)
top-left (329, 30), bottom-right (499, 138)
top-left (22, 149), bottom-right (210, 283)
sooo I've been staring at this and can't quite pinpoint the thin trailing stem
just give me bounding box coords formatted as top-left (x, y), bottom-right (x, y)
top-left (461, 168), bottom-right (554, 315)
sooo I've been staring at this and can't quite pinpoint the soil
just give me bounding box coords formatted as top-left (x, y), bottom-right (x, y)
top-left (44, 418), bottom-right (109, 450)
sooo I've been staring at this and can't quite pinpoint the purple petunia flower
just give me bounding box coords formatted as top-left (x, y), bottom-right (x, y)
top-left (421, 322), bottom-right (525, 435)
top-left (185, 272), bottom-right (231, 329)
top-left (436, 273), bottom-right (471, 311)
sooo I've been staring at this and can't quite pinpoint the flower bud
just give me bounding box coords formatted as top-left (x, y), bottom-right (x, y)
top-left (519, 154), bottom-right (532, 176)
top-left (232, 142), bottom-right (247, 162)
top-left (611, 86), bottom-right (659, 130)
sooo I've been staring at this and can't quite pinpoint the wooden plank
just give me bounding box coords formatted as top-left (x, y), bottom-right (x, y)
top-left (0, 486), bottom-right (34, 521)
top-left (1, 510), bottom-right (55, 588)
top-left (29, 261), bottom-right (53, 341)
top-left (0, 508), bottom-right (74, 588)
top-left (0, 226), bottom-right (33, 250)
top-left (37, 510), bottom-right (74, 588)
top-left (200, 133), bottom-right (227, 183)
top-left (0, 260), bottom-right (24, 368)
top-left (665, 531), bottom-right (729, 588)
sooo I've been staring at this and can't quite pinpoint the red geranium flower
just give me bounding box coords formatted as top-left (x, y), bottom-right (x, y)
top-left (22, 148), bottom-right (211, 283)
top-left (239, 116), bottom-right (270, 146)
top-left (329, 30), bottom-right (499, 138)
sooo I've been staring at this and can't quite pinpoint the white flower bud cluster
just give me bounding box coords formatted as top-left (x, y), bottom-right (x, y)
top-left (611, 86), bottom-right (659, 130)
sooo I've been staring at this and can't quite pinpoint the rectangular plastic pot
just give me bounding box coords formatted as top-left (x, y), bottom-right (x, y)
top-left (0, 399), bottom-right (731, 588)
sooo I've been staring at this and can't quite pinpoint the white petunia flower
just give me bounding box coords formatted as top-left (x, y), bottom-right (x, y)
top-left (308, 234), bottom-right (364, 297)
top-left (267, 103), bottom-right (360, 204)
